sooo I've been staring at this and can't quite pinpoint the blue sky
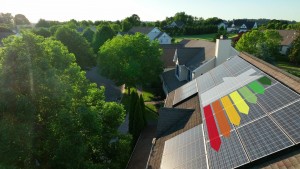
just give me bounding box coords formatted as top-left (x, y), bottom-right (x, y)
top-left (1, 0), bottom-right (299, 22)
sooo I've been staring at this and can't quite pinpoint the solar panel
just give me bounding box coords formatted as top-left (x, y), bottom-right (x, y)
top-left (236, 103), bottom-right (267, 128)
top-left (257, 83), bottom-right (300, 113)
top-left (173, 79), bottom-right (198, 105)
top-left (237, 116), bottom-right (294, 161)
top-left (223, 56), bottom-right (251, 76)
top-left (196, 72), bottom-right (215, 94)
top-left (271, 100), bottom-right (300, 143)
top-left (161, 125), bottom-right (207, 169)
top-left (207, 131), bottom-right (249, 169)
top-left (210, 64), bottom-right (233, 85)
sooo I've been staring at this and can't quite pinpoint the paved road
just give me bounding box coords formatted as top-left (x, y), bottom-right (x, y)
top-left (85, 67), bottom-right (123, 102)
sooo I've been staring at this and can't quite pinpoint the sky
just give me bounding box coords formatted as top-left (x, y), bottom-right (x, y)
top-left (1, 0), bottom-right (300, 23)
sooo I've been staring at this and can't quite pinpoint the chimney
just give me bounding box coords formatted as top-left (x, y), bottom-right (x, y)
top-left (215, 35), bottom-right (232, 66)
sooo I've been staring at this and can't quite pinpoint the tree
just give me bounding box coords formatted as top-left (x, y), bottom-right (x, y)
top-left (129, 91), bottom-right (138, 134)
top-left (235, 30), bottom-right (281, 61)
top-left (98, 33), bottom-right (163, 88)
top-left (0, 13), bottom-right (13, 28)
top-left (121, 14), bottom-right (141, 32)
top-left (82, 27), bottom-right (95, 43)
top-left (92, 25), bottom-right (115, 53)
top-left (55, 26), bottom-right (95, 68)
top-left (32, 28), bottom-right (51, 38)
top-left (288, 32), bottom-right (300, 64)
top-left (35, 19), bottom-right (51, 28)
top-left (14, 14), bottom-right (30, 25)
top-left (139, 95), bottom-right (147, 127)
top-left (0, 31), bottom-right (128, 169)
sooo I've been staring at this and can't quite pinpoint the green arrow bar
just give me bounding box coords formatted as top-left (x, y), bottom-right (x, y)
top-left (248, 81), bottom-right (265, 94)
top-left (238, 86), bottom-right (257, 104)
top-left (258, 76), bottom-right (272, 85)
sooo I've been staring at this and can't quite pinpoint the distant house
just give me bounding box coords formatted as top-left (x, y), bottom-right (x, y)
top-left (217, 21), bottom-right (228, 29)
top-left (277, 30), bottom-right (298, 55)
top-left (161, 38), bottom-right (239, 94)
top-left (168, 21), bottom-right (185, 29)
top-left (126, 27), bottom-right (172, 44)
top-left (227, 20), bottom-right (258, 33)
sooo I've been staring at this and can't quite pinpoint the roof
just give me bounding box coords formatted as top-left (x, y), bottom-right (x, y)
top-left (160, 44), bottom-right (183, 68)
top-left (277, 30), bottom-right (298, 46)
top-left (176, 48), bottom-right (204, 66)
top-left (173, 21), bottom-right (185, 27)
top-left (161, 68), bottom-right (187, 93)
top-left (180, 39), bottom-right (216, 57)
top-left (147, 94), bottom-right (202, 169)
top-left (128, 27), bottom-right (155, 34)
top-left (147, 53), bottom-right (300, 169)
top-left (156, 108), bottom-right (194, 138)
top-left (233, 19), bottom-right (256, 28)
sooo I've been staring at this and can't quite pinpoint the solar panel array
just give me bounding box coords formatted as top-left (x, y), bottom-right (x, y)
top-left (160, 56), bottom-right (300, 169)
top-left (173, 79), bottom-right (198, 106)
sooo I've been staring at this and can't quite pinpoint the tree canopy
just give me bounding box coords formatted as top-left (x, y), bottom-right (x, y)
top-left (92, 25), bottom-right (115, 53)
top-left (0, 32), bottom-right (130, 169)
top-left (97, 33), bottom-right (163, 87)
top-left (82, 27), bottom-right (95, 43)
top-left (288, 32), bottom-right (300, 64)
top-left (14, 14), bottom-right (30, 25)
top-left (55, 26), bottom-right (95, 68)
top-left (235, 30), bottom-right (282, 62)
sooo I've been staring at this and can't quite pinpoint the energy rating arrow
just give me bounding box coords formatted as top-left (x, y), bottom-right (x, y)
top-left (248, 81), bottom-right (265, 94)
top-left (229, 91), bottom-right (250, 114)
top-left (212, 100), bottom-right (231, 137)
top-left (221, 96), bottom-right (241, 126)
top-left (204, 105), bottom-right (222, 151)
top-left (238, 86), bottom-right (257, 104)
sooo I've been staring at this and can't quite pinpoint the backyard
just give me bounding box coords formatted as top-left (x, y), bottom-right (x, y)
top-left (173, 33), bottom-right (238, 43)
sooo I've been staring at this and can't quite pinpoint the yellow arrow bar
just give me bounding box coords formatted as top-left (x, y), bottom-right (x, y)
top-left (221, 96), bottom-right (241, 126)
top-left (229, 91), bottom-right (250, 114)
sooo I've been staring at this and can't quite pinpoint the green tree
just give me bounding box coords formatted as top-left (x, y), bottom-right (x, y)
top-left (92, 25), bottom-right (115, 53)
top-left (129, 91), bottom-right (138, 134)
top-left (98, 33), bottom-right (163, 88)
top-left (82, 27), bottom-right (95, 43)
top-left (55, 26), bottom-right (95, 68)
top-left (236, 30), bottom-right (281, 61)
top-left (0, 32), bottom-right (128, 168)
top-left (14, 14), bottom-right (30, 25)
top-left (0, 13), bottom-right (13, 28)
top-left (139, 95), bottom-right (147, 127)
top-left (288, 32), bottom-right (300, 64)
top-left (35, 19), bottom-right (51, 28)
top-left (32, 28), bottom-right (51, 38)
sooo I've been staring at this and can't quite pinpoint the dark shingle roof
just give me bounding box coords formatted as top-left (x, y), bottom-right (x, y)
top-left (161, 68), bottom-right (187, 93)
top-left (277, 30), bottom-right (298, 46)
top-left (160, 44), bottom-right (183, 68)
top-left (156, 108), bottom-right (194, 138)
top-left (128, 27), bottom-right (155, 34)
top-left (177, 48), bottom-right (203, 65)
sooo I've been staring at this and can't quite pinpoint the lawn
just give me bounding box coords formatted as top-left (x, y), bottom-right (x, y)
top-left (121, 87), bottom-right (160, 124)
top-left (275, 62), bottom-right (300, 77)
top-left (173, 33), bottom-right (238, 43)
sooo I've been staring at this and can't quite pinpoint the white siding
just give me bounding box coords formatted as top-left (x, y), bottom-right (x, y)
top-left (193, 58), bottom-right (216, 79)
top-left (147, 28), bottom-right (161, 41)
top-left (158, 33), bottom-right (172, 44)
top-left (176, 65), bottom-right (189, 81)
top-left (280, 45), bottom-right (290, 55)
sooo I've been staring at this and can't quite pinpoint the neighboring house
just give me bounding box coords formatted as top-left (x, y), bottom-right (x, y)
top-left (167, 21), bottom-right (185, 29)
top-left (127, 27), bottom-right (172, 44)
top-left (147, 51), bottom-right (300, 169)
top-left (227, 20), bottom-right (258, 33)
top-left (161, 37), bottom-right (239, 95)
top-left (277, 30), bottom-right (298, 55)
top-left (217, 22), bottom-right (228, 29)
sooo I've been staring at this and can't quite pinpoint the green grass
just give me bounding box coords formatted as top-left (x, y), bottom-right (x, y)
top-left (141, 90), bottom-right (155, 102)
top-left (275, 62), bottom-right (300, 77)
top-left (173, 33), bottom-right (238, 43)
top-left (145, 104), bottom-right (158, 122)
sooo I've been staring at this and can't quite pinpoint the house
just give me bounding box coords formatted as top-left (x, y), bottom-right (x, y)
top-left (217, 22), bottom-right (228, 30)
top-left (277, 30), bottom-right (298, 55)
top-left (146, 50), bottom-right (300, 169)
top-left (161, 37), bottom-right (239, 95)
top-left (127, 27), bottom-right (172, 44)
top-left (167, 21), bottom-right (185, 29)
top-left (227, 19), bottom-right (258, 33)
